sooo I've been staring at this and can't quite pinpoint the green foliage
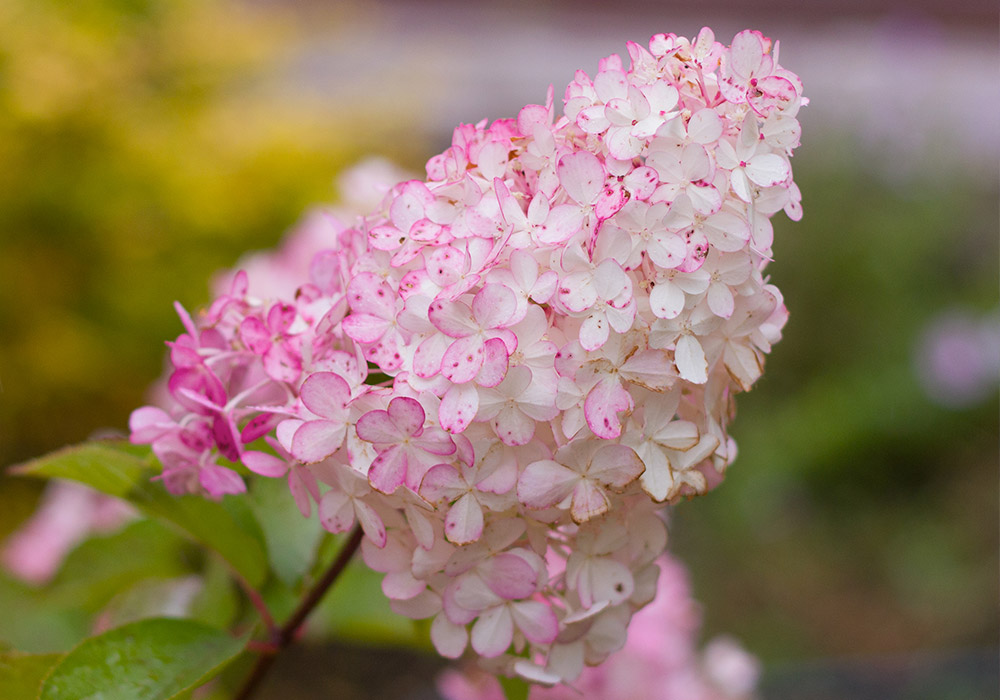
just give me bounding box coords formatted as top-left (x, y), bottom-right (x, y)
top-left (0, 651), bottom-right (65, 699)
top-left (247, 476), bottom-right (322, 587)
top-left (499, 675), bottom-right (532, 700)
top-left (38, 618), bottom-right (248, 700)
top-left (16, 441), bottom-right (269, 588)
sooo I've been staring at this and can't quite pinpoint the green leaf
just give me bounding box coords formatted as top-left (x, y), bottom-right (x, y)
top-left (498, 675), bottom-right (531, 700)
top-left (187, 555), bottom-right (239, 630)
top-left (0, 651), bottom-right (64, 698)
top-left (128, 484), bottom-right (269, 589)
top-left (48, 519), bottom-right (189, 612)
top-left (12, 441), bottom-right (153, 498)
top-left (0, 573), bottom-right (89, 652)
top-left (247, 477), bottom-right (322, 587)
top-left (39, 618), bottom-right (248, 700)
top-left (15, 440), bottom-right (270, 589)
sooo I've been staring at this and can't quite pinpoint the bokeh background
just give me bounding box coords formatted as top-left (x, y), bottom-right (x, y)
top-left (1, 0), bottom-right (997, 698)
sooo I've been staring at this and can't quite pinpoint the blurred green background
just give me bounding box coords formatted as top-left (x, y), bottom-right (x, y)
top-left (0, 0), bottom-right (996, 696)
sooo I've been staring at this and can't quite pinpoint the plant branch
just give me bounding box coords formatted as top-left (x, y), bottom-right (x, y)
top-left (233, 525), bottom-right (364, 700)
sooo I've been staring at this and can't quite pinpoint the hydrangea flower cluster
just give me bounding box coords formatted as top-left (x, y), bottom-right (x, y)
top-left (438, 554), bottom-right (760, 700)
top-left (131, 28), bottom-right (803, 684)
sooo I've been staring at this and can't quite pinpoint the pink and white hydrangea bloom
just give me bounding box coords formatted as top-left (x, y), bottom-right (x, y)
top-left (130, 29), bottom-right (802, 687)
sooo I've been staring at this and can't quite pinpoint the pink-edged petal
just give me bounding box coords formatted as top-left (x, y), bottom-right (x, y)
top-left (291, 420), bottom-right (346, 463)
top-left (441, 335), bottom-right (486, 385)
top-left (356, 409), bottom-right (404, 444)
top-left (536, 204), bottom-right (583, 245)
top-left (413, 333), bottom-right (451, 378)
top-left (472, 284), bottom-right (517, 329)
top-left (746, 153), bottom-right (790, 187)
top-left (319, 490), bottom-right (355, 533)
top-left (431, 615), bottom-right (468, 659)
top-left (439, 382), bottom-right (480, 433)
top-left (368, 446), bottom-right (408, 494)
top-left (299, 372), bottom-right (352, 420)
top-left (386, 396), bottom-right (425, 437)
top-left (444, 492), bottom-right (484, 545)
top-left (428, 299), bottom-right (477, 338)
top-left (475, 337), bottom-right (510, 388)
top-left (354, 499), bottom-right (387, 548)
top-left (510, 600), bottom-right (559, 645)
top-left (558, 151), bottom-right (604, 205)
top-left (419, 463), bottom-right (463, 502)
top-left (342, 314), bottom-right (391, 344)
top-left (480, 552), bottom-right (538, 599)
top-left (579, 313), bottom-right (610, 352)
top-left (584, 377), bottom-right (634, 439)
top-left (729, 30), bottom-right (764, 80)
top-left (517, 459), bottom-right (578, 509)
top-left (471, 606), bottom-right (514, 658)
top-left (650, 281), bottom-right (685, 319)
top-left (241, 451), bottom-right (289, 478)
top-left (382, 570), bottom-right (425, 601)
top-left (493, 407), bottom-right (535, 446)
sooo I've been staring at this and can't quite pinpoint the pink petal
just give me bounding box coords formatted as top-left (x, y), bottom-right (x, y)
top-left (472, 284), bottom-right (517, 329)
top-left (510, 600), bottom-right (559, 645)
top-left (474, 337), bottom-right (509, 388)
top-left (517, 459), bottom-right (578, 509)
top-left (570, 479), bottom-right (611, 522)
top-left (342, 314), bottom-right (391, 344)
top-left (471, 606), bottom-right (514, 658)
top-left (431, 615), bottom-right (468, 659)
top-left (584, 377), bottom-right (634, 439)
top-left (428, 299), bottom-right (477, 338)
top-left (299, 372), bottom-right (352, 420)
top-left (241, 451), bottom-right (289, 478)
top-left (199, 465), bottom-right (245, 497)
top-left (319, 490), bottom-right (355, 533)
top-left (356, 408), bottom-right (403, 444)
top-left (368, 446), bottom-right (409, 494)
top-left (558, 151), bottom-right (604, 205)
top-left (441, 335), bottom-right (486, 385)
top-left (439, 382), bottom-right (480, 433)
top-left (386, 396), bottom-right (426, 437)
top-left (588, 444), bottom-right (645, 489)
top-left (291, 420), bottom-right (346, 463)
top-left (444, 492), bottom-right (484, 545)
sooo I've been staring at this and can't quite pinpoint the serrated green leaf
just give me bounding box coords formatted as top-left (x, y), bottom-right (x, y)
top-left (39, 618), bottom-right (248, 700)
top-left (12, 441), bottom-right (153, 498)
top-left (0, 651), bottom-right (64, 698)
top-left (247, 477), bottom-right (322, 587)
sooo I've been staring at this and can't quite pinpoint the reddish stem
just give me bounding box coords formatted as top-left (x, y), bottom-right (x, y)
top-left (232, 525), bottom-right (364, 700)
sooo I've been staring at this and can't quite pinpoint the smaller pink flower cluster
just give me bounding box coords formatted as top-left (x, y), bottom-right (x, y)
top-left (131, 28), bottom-right (802, 684)
top-left (438, 554), bottom-right (760, 700)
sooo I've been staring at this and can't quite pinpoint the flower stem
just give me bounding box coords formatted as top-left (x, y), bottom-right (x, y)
top-left (233, 525), bottom-right (364, 700)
